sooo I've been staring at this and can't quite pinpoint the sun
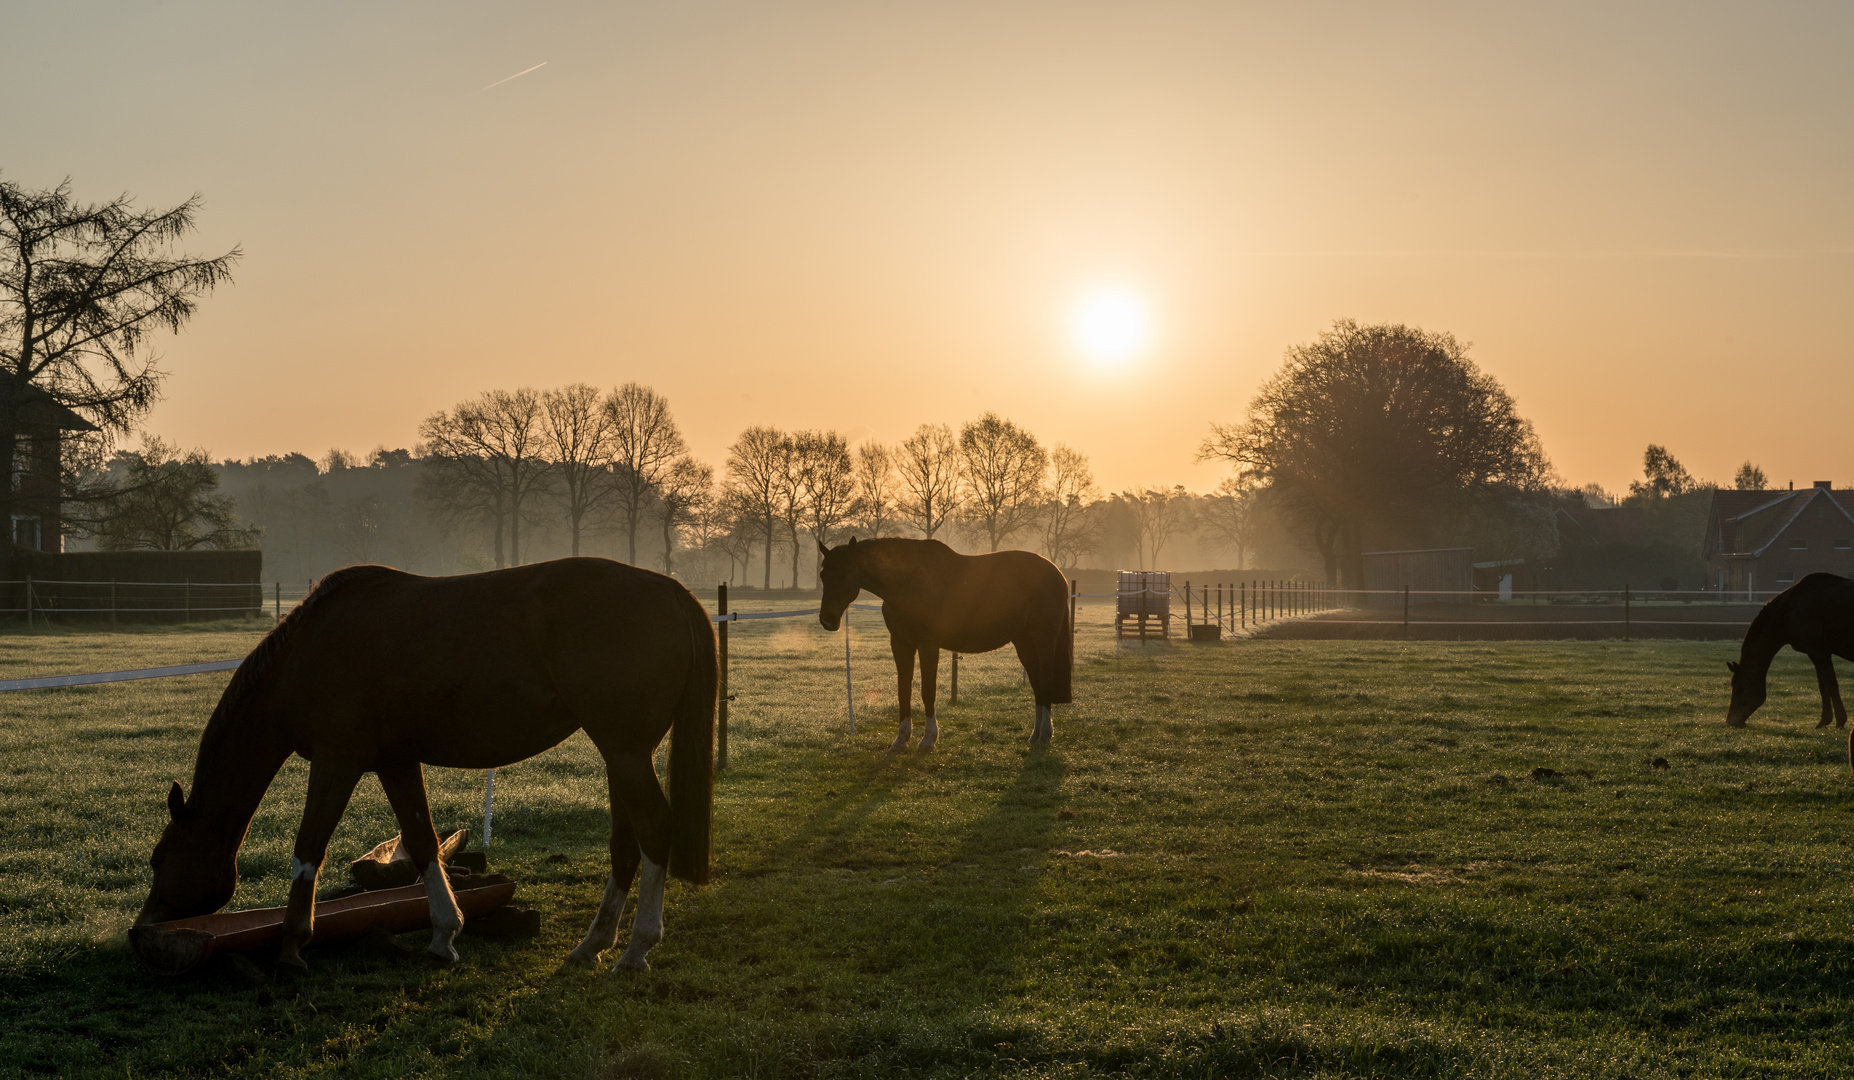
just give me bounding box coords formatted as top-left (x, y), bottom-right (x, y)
top-left (1068, 286), bottom-right (1153, 366)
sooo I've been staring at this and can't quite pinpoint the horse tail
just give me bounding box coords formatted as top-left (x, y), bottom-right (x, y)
top-left (1047, 576), bottom-right (1074, 705)
top-left (666, 587), bottom-right (717, 885)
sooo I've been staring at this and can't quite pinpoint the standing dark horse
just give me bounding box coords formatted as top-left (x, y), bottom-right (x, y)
top-left (132, 558), bottom-right (714, 972)
top-left (1726, 573), bottom-right (1854, 753)
top-left (817, 537), bottom-right (1071, 748)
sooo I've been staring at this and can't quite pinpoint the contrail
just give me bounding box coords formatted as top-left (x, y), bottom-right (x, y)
top-left (479, 62), bottom-right (548, 92)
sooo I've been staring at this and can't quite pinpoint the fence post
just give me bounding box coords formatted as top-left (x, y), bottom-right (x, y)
top-left (717, 583), bottom-right (729, 771)
top-left (1069, 579), bottom-right (1077, 672)
top-left (1625, 583), bottom-right (1631, 641)
top-left (1139, 581), bottom-right (1149, 643)
top-left (844, 608), bottom-right (856, 733)
top-left (110, 579), bottom-right (117, 631)
top-left (1184, 579), bottom-right (1192, 627)
top-left (481, 769), bottom-right (496, 845)
top-left (23, 574), bottom-right (31, 630)
top-left (184, 579), bottom-right (191, 625)
top-left (1241, 582), bottom-right (1246, 630)
top-left (1403, 585), bottom-right (1410, 638)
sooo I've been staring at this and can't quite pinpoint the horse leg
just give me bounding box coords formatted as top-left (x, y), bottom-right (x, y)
top-left (889, 632), bottom-right (917, 750)
top-left (1810, 653), bottom-right (1846, 729)
top-left (917, 647), bottom-right (941, 751)
top-left (1013, 639), bottom-right (1054, 745)
top-left (377, 760), bottom-right (464, 963)
top-left (278, 757), bottom-right (363, 971)
top-left (607, 751), bottom-right (672, 971)
top-left (567, 758), bottom-right (642, 967)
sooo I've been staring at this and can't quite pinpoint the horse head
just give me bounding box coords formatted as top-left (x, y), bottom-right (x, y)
top-left (817, 538), bottom-right (862, 631)
top-left (1725, 659), bottom-right (1766, 727)
top-left (134, 780), bottom-right (238, 927)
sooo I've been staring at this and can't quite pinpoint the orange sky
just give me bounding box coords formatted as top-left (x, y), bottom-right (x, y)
top-left (4, 2), bottom-right (1850, 495)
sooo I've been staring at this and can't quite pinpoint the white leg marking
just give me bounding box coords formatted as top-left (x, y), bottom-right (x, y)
top-left (291, 856), bottom-right (318, 883)
top-left (1031, 704), bottom-right (1054, 744)
top-left (918, 713), bottom-right (939, 752)
top-left (889, 714), bottom-right (912, 750)
top-left (568, 873), bottom-right (628, 966)
top-left (614, 853), bottom-right (666, 971)
top-left (425, 860), bottom-right (463, 963)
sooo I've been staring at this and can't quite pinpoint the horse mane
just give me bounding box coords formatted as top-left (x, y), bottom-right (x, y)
top-left (189, 565), bottom-right (396, 787)
top-left (1738, 588), bottom-right (1788, 666)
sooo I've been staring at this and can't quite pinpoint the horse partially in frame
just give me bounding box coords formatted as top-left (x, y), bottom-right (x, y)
top-left (1725, 572), bottom-right (1854, 762)
top-left (817, 537), bottom-right (1071, 749)
top-left (132, 558), bottom-right (715, 972)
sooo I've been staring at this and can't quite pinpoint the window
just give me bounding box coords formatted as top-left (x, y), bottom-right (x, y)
top-left (1776, 571), bottom-right (1796, 584)
top-left (1837, 539), bottom-right (1852, 550)
top-left (1790, 538), bottom-right (1809, 550)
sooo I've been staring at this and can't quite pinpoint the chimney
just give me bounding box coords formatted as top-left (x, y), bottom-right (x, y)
top-left (1815, 480), bottom-right (1832, 490)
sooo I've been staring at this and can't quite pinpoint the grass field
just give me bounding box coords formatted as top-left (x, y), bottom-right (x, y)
top-left (5, 607), bottom-right (1854, 1078)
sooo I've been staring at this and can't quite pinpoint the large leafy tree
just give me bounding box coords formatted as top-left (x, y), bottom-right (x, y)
top-left (1200, 320), bottom-right (1549, 587)
top-left (0, 177), bottom-right (238, 574)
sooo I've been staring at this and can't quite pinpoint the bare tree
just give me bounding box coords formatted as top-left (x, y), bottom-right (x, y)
top-left (542, 383), bottom-right (618, 556)
top-left (0, 177), bottom-right (239, 577)
top-left (959, 412), bottom-right (1048, 552)
top-left (1040, 443), bottom-right (1099, 569)
top-left (84, 436), bottom-right (260, 551)
top-left (418, 388), bottom-right (549, 567)
top-left (851, 439), bottom-right (898, 537)
top-left (1199, 475), bottom-right (1259, 570)
top-left (1123, 485), bottom-right (1191, 570)
top-left (795, 430), bottom-right (857, 584)
top-left (714, 492), bottom-right (761, 585)
top-left (655, 455), bottom-right (714, 578)
top-left (895, 423), bottom-right (962, 540)
top-left (724, 425), bottom-right (787, 590)
top-left (606, 382), bottom-right (687, 565)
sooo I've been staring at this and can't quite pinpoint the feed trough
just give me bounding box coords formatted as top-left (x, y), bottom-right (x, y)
top-left (130, 873), bottom-right (516, 974)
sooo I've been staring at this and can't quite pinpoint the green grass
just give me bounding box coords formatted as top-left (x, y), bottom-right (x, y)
top-left (4, 611), bottom-right (1854, 1078)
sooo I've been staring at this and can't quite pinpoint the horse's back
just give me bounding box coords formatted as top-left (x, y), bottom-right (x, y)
top-left (268, 559), bottom-right (703, 765)
top-left (1782, 574), bottom-right (1854, 652)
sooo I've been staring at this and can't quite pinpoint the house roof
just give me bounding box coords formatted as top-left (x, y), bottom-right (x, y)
top-left (0, 374), bottom-right (100, 432)
top-left (1708, 487), bottom-right (1854, 557)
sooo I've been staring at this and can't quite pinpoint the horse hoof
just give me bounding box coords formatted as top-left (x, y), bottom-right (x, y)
top-left (613, 951), bottom-right (650, 972)
top-left (916, 739), bottom-right (937, 752)
top-left (564, 948), bottom-right (599, 968)
top-left (275, 953), bottom-right (308, 975)
top-left (888, 738), bottom-right (910, 751)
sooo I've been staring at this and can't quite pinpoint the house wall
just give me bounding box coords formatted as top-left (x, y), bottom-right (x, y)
top-left (1707, 491), bottom-right (1854, 593)
top-left (1362, 548), bottom-right (1473, 608)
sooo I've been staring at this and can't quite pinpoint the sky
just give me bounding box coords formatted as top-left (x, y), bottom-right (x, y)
top-left (3, 1), bottom-right (1850, 495)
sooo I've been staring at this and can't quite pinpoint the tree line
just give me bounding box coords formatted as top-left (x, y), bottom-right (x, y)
top-left (3, 177), bottom-right (1758, 592)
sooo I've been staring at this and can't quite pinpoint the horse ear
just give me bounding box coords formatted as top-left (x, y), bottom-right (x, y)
top-left (818, 542), bottom-right (832, 556)
top-left (167, 781), bottom-right (187, 822)
top-left (1727, 661), bottom-right (1741, 674)
top-left (848, 536), bottom-right (858, 547)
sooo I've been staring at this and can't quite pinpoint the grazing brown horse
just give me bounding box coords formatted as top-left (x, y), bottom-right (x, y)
top-left (1726, 573), bottom-right (1854, 758)
top-left (132, 559), bottom-right (714, 972)
top-left (817, 537), bottom-right (1071, 748)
